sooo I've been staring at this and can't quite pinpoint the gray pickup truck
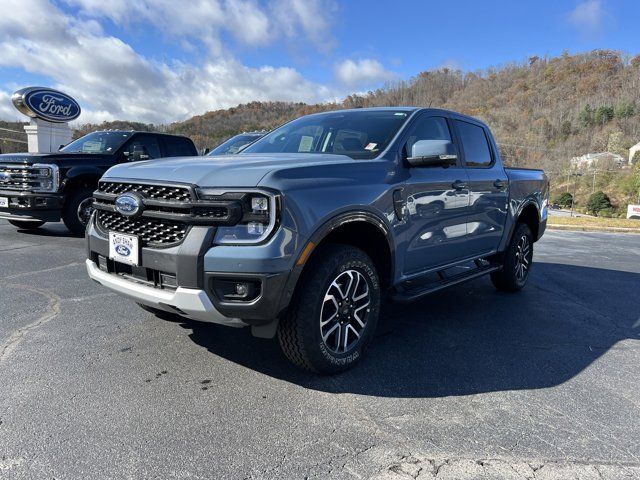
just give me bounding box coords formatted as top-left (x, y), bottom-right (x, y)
top-left (86, 108), bottom-right (548, 374)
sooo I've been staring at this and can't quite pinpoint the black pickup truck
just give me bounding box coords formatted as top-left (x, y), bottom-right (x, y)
top-left (0, 130), bottom-right (197, 234)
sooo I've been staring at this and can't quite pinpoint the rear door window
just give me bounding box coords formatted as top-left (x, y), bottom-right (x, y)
top-left (124, 135), bottom-right (162, 159)
top-left (455, 120), bottom-right (493, 167)
top-left (163, 137), bottom-right (195, 157)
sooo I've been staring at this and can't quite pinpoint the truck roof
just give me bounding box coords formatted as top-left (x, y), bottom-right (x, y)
top-left (93, 130), bottom-right (193, 139)
top-left (307, 107), bottom-right (488, 128)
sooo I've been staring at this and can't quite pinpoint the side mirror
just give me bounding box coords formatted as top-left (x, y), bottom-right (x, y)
top-left (202, 147), bottom-right (210, 155)
top-left (407, 140), bottom-right (457, 167)
top-left (58, 144), bottom-right (65, 151)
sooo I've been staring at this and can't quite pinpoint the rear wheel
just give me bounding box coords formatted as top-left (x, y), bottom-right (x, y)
top-left (277, 244), bottom-right (380, 374)
top-left (490, 223), bottom-right (533, 292)
top-left (62, 187), bottom-right (94, 235)
top-left (8, 220), bottom-right (45, 230)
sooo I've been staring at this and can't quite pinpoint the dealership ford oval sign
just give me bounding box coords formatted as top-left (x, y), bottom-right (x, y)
top-left (12, 87), bottom-right (81, 123)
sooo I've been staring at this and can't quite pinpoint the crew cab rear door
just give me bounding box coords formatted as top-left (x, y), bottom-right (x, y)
top-left (453, 119), bottom-right (508, 256)
top-left (399, 113), bottom-right (471, 276)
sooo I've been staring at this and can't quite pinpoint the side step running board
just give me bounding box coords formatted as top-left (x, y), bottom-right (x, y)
top-left (390, 265), bottom-right (501, 304)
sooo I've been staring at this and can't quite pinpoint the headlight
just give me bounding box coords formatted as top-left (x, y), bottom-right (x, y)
top-left (31, 164), bottom-right (60, 193)
top-left (197, 189), bottom-right (279, 245)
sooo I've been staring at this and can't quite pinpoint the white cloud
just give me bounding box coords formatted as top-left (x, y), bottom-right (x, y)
top-left (0, 0), bottom-right (341, 124)
top-left (0, 91), bottom-right (24, 121)
top-left (0, 0), bottom-right (392, 124)
top-left (334, 59), bottom-right (396, 88)
top-left (65, 0), bottom-right (335, 52)
top-left (272, 0), bottom-right (337, 52)
top-left (568, 0), bottom-right (605, 35)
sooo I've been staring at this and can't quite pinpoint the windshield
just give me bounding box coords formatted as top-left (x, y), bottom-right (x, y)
top-left (241, 110), bottom-right (411, 160)
top-left (61, 131), bottom-right (132, 154)
top-left (208, 134), bottom-right (263, 155)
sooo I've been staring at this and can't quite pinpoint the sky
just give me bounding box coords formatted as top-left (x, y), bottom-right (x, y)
top-left (0, 0), bottom-right (638, 125)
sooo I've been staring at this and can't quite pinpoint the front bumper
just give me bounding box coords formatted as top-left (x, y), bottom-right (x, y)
top-left (86, 259), bottom-right (247, 327)
top-left (86, 218), bottom-right (293, 327)
top-left (0, 190), bottom-right (64, 222)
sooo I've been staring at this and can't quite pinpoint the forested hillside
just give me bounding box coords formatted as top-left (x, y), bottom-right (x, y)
top-left (0, 120), bottom-right (28, 153)
top-left (11, 50), bottom-right (640, 213)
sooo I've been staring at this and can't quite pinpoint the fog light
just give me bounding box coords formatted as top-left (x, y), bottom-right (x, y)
top-left (235, 282), bottom-right (249, 298)
top-left (211, 278), bottom-right (260, 302)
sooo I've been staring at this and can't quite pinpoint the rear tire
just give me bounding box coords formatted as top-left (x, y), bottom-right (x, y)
top-left (8, 220), bottom-right (45, 230)
top-left (62, 187), bottom-right (94, 235)
top-left (490, 223), bottom-right (533, 292)
top-left (277, 244), bottom-right (380, 374)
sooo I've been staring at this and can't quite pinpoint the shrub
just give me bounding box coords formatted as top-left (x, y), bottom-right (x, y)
top-left (614, 102), bottom-right (635, 118)
top-left (553, 191), bottom-right (573, 207)
top-left (594, 106), bottom-right (614, 125)
top-left (578, 105), bottom-right (594, 127)
top-left (586, 191), bottom-right (613, 216)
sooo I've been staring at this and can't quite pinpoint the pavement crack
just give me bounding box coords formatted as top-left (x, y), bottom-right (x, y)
top-left (5, 261), bottom-right (83, 279)
top-left (0, 244), bottom-right (46, 253)
top-left (0, 282), bottom-right (61, 364)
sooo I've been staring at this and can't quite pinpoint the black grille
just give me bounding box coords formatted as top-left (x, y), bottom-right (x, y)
top-left (98, 181), bottom-right (191, 201)
top-left (97, 210), bottom-right (188, 246)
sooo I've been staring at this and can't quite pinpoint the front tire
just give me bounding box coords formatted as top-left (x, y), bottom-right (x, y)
top-left (8, 220), bottom-right (45, 230)
top-left (490, 223), bottom-right (533, 292)
top-left (62, 188), bottom-right (94, 235)
top-left (277, 244), bottom-right (380, 374)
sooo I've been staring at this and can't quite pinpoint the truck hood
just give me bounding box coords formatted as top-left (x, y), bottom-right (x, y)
top-left (103, 153), bottom-right (356, 187)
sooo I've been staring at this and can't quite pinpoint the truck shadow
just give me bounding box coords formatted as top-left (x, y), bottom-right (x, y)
top-left (171, 262), bottom-right (640, 398)
top-left (11, 223), bottom-right (76, 237)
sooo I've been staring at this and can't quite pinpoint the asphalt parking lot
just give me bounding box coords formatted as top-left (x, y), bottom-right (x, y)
top-left (0, 221), bottom-right (639, 479)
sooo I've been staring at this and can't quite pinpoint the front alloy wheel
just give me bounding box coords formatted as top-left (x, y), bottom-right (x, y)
top-left (278, 244), bottom-right (380, 374)
top-left (62, 187), bottom-right (95, 235)
top-left (320, 269), bottom-right (371, 355)
top-left (77, 196), bottom-right (94, 227)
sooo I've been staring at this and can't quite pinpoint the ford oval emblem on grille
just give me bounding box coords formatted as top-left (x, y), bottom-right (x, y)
top-left (0, 172), bottom-right (10, 183)
top-left (114, 194), bottom-right (142, 217)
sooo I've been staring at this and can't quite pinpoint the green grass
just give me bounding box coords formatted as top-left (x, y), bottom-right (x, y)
top-left (547, 215), bottom-right (640, 229)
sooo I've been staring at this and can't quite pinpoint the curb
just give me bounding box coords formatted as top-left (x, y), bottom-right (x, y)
top-left (547, 224), bottom-right (640, 234)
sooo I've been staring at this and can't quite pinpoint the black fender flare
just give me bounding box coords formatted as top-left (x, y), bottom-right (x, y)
top-left (276, 209), bottom-right (396, 315)
top-left (62, 166), bottom-right (105, 189)
top-left (500, 199), bottom-right (541, 252)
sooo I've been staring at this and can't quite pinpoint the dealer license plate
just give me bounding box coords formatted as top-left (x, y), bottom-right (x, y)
top-left (109, 232), bottom-right (140, 266)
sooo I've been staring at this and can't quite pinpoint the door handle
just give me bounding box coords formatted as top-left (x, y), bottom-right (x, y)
top-left (452, 180), bottom-right (467, 190)
top-left (493, 179), bottom-right (506, 190)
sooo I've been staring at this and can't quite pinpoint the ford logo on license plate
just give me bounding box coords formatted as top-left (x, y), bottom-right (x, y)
top-left (115, 244), bottom-right (131, 257)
